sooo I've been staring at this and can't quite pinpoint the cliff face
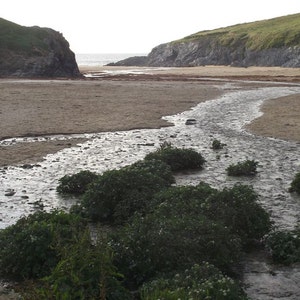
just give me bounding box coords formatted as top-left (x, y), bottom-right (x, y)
top-left (146, 39), bottom-right (300, 67)
top-left (112, 13), bottom-right (300, 68)
top-left (0, 18), bottom-right (81, 78)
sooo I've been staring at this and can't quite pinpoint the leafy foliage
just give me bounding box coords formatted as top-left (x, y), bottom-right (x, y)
top-left (289, 172), bottom-right (300, 194)
top-left (203, 184), bottom-right (272, 245)
top-left (0, 210), bottom-right (86, 280)
top-left (79, 159), bottom-right (174, 224)
top-left (140, 263), bottom-right (248, 300)
top-left (110, 182), bottom-right (272, 287)
top-left (129, 159), bottom-right (175, 185)
top-left (153, 183), bottom-right (272, 245)
top-left (111, 182), bottom-right (242, 286)
top-left (144, 145), bottom-right (205, 171)
top-left (35, 233), bottom-right (130, 300)
top-left (57, 170), bottom-right (99, 195)
top-left (226, 160), bottom-right (258, 176)
top-left (212, 139), bottom-right (225, 150)
top-left (266, 227), bottom-right (300, 265)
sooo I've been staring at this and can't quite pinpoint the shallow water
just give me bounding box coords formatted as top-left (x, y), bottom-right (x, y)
top-left (1, 81), bottom-right (300, 299)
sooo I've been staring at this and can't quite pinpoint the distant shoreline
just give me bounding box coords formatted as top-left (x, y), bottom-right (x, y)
top-left (79, 65), bottom-right (300, 82)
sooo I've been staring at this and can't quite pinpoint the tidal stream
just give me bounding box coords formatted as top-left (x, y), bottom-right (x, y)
top-left (1, 81), bottom-right (300, 299)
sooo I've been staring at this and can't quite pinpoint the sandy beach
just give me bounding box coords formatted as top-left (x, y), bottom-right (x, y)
top-left (0, 66), bottom-right (300, 166)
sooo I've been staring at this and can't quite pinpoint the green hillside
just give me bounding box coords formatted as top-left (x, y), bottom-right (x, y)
top-left (0, 18), bottom-right (49, 54)
top-left (177, 13), bottom-right (300, 50)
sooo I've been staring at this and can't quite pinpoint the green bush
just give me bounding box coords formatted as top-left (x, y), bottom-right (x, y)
top-left (150, 183), bottom-right (216, 221)
top-left (226, 160), bottom-right (258, 176)
top-left (140, 263), bottom-right (248, 300)
top-left (0, 210), bottom-right (87, 280)
top-left (152, 183), bottom-right (272, 246)
top-left (111, 205), bottom-right (241, 286)
top-left (57, 170), bottom-right (99, 195)
top-left (289, 172), bottom-right (300, 194)
top-left (144, 145), bottom-right (205, 171)
top-left (266, 227), bottom-right (300, 265)
top-left (32, 233), bottom-right (131, 300)
top-left (212, 139), bottom-right (225, 150)
top-left (110, 184), bottom-right (270, 287)
top-left (203, 184), bottom-right (272, 245)
top-left (129, 159), bottom-right (175, 185)
top-left (80, 160), bottom-right (174, 224)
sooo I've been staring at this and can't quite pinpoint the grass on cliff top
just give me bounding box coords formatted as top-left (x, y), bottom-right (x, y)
top-left (176, 13), bottom-right (300, 50)
top-left (0, 18), bottom-right (49, 54)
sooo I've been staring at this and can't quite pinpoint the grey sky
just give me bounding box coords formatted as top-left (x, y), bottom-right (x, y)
top-left (2, 0), bottom-right (300, 54)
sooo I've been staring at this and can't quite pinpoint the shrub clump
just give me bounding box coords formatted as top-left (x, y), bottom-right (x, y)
top-left (78, 159), bottom-right (174, 224)
top-left (203, 184), bottom-right (272, 245)
top-left (110, 182), bottom-right (272, 287)
top-left (30, 233), bottom-right (131, 300)
top-left (57, 170), bottom-right (98, 195)
top-left (212, 139), bottom-right (226, 150)
top-left (140, 263), bottom-right (248, 300)
top-left (111, 209), bottom-right (241, 287)
top-left (226, 159), bottom-right (258, 176)
top-left (144, 145), bottom-right (205, 171)
top-left (0, 210), bottom-right (87, 280)
top-left (266, 227), bottom-right (300, 265)
top-left (289, 172), bottom-right (300, 194)
top-left (153, 183), bottom-right (272, 246)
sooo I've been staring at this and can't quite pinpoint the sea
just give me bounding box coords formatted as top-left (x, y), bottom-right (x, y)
top-left (75, 53), bottom-right (147, 67)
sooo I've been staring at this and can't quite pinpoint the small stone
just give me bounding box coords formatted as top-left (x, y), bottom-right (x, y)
top-left (5, 189), bottom-right (16, 196)
top-left (185, 118), bottom-right (197, 125)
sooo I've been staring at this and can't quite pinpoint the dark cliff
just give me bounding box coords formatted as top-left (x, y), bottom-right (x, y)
top-left (0, 18), bottom-right (81, 78)
top-left (112, 13), bottom-right (300, 68)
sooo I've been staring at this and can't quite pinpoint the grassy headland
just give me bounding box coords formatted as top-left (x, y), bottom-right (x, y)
top-left (176, 13), bottom-right (300, 50)
top-left (0, 18), bottom-right (49, 55)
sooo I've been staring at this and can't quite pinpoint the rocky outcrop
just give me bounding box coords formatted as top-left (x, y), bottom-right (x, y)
top-left (146, 39), bottom-right (300, 68)
top-left (110, 41), bottom-right (300, 68)
top-left (107, 55), bottom-right (148, 66)
top-left (0, 19), bottom-right (81, 78)
top-left (111, 14), bottom-right (300, 68)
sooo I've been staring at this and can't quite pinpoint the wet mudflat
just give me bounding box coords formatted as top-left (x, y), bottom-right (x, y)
top-left (1, 81), bottom-right (300, 299)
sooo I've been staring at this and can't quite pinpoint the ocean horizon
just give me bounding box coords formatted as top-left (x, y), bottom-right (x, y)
top-left (75, 53), bottom-right (147, 67)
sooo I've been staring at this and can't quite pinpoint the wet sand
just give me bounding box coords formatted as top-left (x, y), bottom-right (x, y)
top-left (0, 66), bottom-right (300, 166)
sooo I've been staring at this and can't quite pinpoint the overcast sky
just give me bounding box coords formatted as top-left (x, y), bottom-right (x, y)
top-left (2, 1), bottom-right (300, 54)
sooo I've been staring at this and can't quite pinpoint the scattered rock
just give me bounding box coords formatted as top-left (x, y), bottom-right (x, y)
top-left (20, 164), bottom-right (33, 169)
top-left (4, 189), bottom-right (15, 196)
top-left (185, 119), bottom-right (197, 125)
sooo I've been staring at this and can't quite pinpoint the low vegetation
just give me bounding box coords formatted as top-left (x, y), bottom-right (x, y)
top-left (226, 159), bottom-right (258, 176)
top-left (57, 170), bottom-right (98, 195)
top-left (1, 144), bottom-right (297, 299)
top-left (289, 172), bottom-right (300, 194)
top-left (75, 159), bottom-right (175, 224)
top-left (140, 263), bottom-right (248, 300)
top-left (0, 210), bottom-right (86, 280)
top-left (178, 13), bottom-right (300, 51)
top-left (144, 144), bottom-right (205, 171)
top-left (212, 138), bottom-right (226, 150)
top-left (266, 226), bottom-right (300, 265)
top-left (0, 18), bottom-right (49, 54)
